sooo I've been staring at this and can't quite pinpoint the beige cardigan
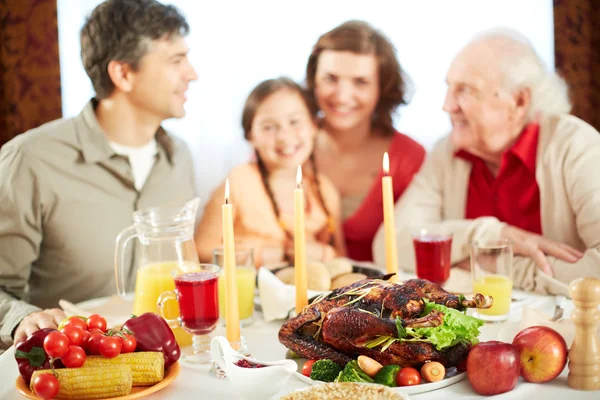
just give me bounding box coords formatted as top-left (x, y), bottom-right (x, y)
top-left (373, 114), bottom-right (600, 295)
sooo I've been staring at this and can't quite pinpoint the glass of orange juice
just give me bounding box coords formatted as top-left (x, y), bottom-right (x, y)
top-left (213, 246), bottom-right (256, 327)
top-left (470, 239), bottom-right (513, 322)
top-left (132, 261), bottom-right (194, 347)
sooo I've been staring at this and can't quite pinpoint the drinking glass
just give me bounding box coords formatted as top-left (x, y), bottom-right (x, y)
top-left (213, 245), bottom-right (256, 327)
top-left (157, 263), bottom-right (220, 364)
top-left (411, 227), bottom-right (453, 285)
top-left (470, 239), bottom-right (513, 322)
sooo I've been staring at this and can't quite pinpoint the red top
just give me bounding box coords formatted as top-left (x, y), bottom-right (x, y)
top-left (456, 123), bottom-right (542, 234)
top-left (343, 132), bottom-right (426, 261)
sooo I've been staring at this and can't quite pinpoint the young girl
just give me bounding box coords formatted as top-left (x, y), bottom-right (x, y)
top-left (195, 77), bottom-right (346, 267)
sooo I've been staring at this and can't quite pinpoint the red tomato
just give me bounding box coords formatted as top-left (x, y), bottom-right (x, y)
top-left (61, 345), bottom-right (86, 368)
top-left (86, 334), bottom-right (104, 355)
top-left (397, 367), bottom-right (422, 386)
top-left (64, 317), bottom-right (88, 331)
top-left (32, 373), bottom-right (60, 399)
top-left (86, 314), bottom-right (107, 332)
top-left (43, 332), bottom-right (69, 358)
top-left (79, 330), bottom-right (92, 352)
top-left (120, 334), bottom-right (137, 353)
top-left (60, 326), bottom-right (84, 347)
top-left (88, 328), bottom-right (104, 336)
top-left (99, 336), bottom-right (122, 358)
top-left (301, 360), bottom-right (317, 377)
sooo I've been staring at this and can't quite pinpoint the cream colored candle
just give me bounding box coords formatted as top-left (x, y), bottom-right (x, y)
top-left (382, 152), bottom-right (399, 282)
top-left (294, 166), bottom-right (308, 313)
top-left (222, 179), bottom-right (240, 342)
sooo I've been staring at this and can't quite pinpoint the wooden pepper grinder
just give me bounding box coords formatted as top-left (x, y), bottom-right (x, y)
top-left (568, 277), bottom-right (600, 390)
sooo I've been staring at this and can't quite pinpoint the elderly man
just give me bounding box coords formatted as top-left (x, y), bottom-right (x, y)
top-left (373, 28), bottom-right (600, 295)
top-left (0, 0), bottom-right (198, 348)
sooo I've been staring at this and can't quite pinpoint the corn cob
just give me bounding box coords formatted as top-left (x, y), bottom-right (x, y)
top-left (84, 351), bottom-right (164, 386)
top-left (30, 365), bottom-right (132, 399)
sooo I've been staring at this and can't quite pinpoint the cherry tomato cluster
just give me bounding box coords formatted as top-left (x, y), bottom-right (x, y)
top-left (44, 314), bottom-right (137, 365)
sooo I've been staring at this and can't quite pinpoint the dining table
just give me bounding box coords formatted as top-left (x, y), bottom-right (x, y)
top-left (0, 277), bottom-right (598, 400)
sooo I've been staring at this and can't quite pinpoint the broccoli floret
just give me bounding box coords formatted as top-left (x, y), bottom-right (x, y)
top-left (374, 365), bottom-right (401, 387)
top-left (335, 360), bottom-right (374, 383)
top-left (310, 359), bottom-right (342, 382)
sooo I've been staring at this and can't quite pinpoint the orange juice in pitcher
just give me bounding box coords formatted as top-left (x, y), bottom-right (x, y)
top-left (115, 198), bottom-right (202, 348)
top-left (132, 262), bottom-right (192, 347)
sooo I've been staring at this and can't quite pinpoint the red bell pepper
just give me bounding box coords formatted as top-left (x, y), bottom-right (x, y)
top-left (14, 328), bottom-right (64, 384)
top-left (122, 313), bottom-right (180, 368)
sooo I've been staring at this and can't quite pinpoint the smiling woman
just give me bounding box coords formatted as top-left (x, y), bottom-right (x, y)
top-left (306, 20), bottom-right (427, 262)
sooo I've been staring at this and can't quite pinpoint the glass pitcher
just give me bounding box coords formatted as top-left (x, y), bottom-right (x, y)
top-left (114, 197), bottom-right (201, 347)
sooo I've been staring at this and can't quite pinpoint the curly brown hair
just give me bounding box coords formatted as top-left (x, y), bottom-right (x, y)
top-left (80, 0), bottom-right (189, 99)
top-left (305, 20), bottom-right (411, 136)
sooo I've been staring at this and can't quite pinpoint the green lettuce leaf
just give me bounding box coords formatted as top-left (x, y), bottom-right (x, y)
top-left (364, 299), bottom-right (484, 352)
top-left (412, 300), bottom-right (484, 350)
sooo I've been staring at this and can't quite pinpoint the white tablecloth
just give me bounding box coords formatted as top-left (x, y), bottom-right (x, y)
top-left (0, 291), bottom-right (597, 400)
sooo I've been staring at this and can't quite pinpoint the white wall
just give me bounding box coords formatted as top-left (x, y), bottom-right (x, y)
top-left (58, 0), bottom-right (555, 216)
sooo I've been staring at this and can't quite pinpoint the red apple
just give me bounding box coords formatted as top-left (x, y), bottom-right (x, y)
top-left (467, 341), bottom-right (520, 396)
top-left (512, 326), bottom-right (568, 383)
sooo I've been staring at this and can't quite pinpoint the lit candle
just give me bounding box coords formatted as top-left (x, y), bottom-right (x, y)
top-left (294, 166), bottom-right (308, 313)
top-left (382, 152), bottom-right (399, 282)
top-left (222, 179), bottom-right (240, 342)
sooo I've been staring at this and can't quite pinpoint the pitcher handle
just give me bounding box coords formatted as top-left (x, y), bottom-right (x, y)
top-left (156, 290), bottom-right (182, 329)
top-left (114, 225), bottom-right (138, 297)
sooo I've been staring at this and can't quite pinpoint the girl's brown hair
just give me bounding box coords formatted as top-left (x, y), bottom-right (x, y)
top-left (305, 20), bottom-right (412, 136)
top-left (241, 77), bottom-right (335, 249)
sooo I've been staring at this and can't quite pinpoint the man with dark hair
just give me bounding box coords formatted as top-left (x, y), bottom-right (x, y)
top-left (0, 0), bottom-right (198, 348)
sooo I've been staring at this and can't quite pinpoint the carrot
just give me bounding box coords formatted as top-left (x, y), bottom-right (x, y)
top-left (357, 355), bottom-right (383, 378)
top-left (420, 361), bottom-right (445, 382)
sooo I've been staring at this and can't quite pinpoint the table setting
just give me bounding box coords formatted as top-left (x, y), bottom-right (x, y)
top-left (2, 157), bottom-right (600, 399)
top-left (1, 270), bottom-right (598, 400)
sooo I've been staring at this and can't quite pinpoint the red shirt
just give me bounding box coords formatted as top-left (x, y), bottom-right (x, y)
top-left (456, 123), bottom-right (542, 234)
top-left (343, 132), bottom-right (426, 261)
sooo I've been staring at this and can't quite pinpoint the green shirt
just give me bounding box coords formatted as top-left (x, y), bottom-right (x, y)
top-left (0, 100), bottom-right (196, 347)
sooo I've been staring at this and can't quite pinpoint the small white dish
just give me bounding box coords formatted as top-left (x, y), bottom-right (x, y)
top-left (211, 336), bottom-right (298, 400)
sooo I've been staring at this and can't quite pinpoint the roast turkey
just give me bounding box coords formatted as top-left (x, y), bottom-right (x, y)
top-left (278, 275), bottom-right (492, 367)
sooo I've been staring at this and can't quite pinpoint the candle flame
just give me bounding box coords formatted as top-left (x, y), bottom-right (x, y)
top-left (383, 152), bottom-right (390, 175)
top-left (225, 178), bottom-right (230, 204)
top-left (296, 166), bottom-right (302, 188)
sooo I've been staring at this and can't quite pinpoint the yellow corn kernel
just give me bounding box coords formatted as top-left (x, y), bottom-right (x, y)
top-left (30, 365), bottom-right (132, 399)
top-left (84, 352), bottom-right (164, 386)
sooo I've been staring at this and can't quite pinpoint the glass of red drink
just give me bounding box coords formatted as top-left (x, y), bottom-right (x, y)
top-left (412, 228), bottom-right (453, 285)
top-left (157, 263), bottom-right (220, 364)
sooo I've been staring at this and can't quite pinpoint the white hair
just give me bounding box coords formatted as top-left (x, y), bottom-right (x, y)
top-left (472, 27), bottom-right (571, 121)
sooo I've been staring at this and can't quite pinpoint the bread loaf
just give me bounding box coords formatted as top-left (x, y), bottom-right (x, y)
top-left (331, 272), bottom-right (368, 290)
top-left (325, 257), bottom-right (353, 279)
top-left (275, 267), bottom-right (295, 285)
top-left (274, 262), bottom-right (331, 291)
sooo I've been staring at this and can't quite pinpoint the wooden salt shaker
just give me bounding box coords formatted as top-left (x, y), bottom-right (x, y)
top-left (568, 277), bottom-right (600, 390)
